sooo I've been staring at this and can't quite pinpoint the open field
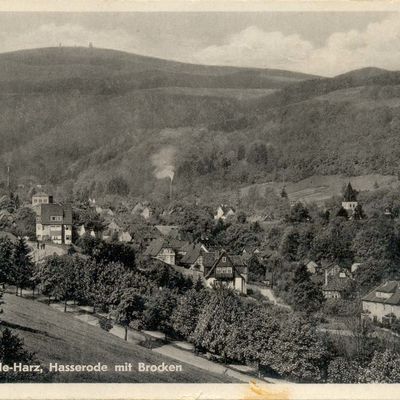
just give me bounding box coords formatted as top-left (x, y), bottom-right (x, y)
top-left (1, 293), bottom-right (235, 383)
top-left (240, 174), bottom-right (400, 205)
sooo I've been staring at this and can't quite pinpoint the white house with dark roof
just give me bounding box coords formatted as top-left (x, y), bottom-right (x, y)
top-left (144, 238), bottom-right (189, 265)
top-left (203, 250), bottom-right (248, 294)
top-left (362, 281), bottom-right (400, 322)
top-left (35, 203), bottom-right (72, 245)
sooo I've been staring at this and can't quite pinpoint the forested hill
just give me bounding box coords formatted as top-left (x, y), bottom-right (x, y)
top-left (1, 46), bottom-right (400, 203)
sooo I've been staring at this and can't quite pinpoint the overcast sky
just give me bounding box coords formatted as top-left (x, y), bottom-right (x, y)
top-left (0, 12), bottom-right (399, 76)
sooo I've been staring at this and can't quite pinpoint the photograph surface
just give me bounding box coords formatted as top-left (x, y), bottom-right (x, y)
top-left (0, 1), bottom-right (400, 398)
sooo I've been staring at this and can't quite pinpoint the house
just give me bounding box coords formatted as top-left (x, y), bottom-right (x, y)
top-left (214, 205), bottom-right (236, 220)
top-left (155, 225), bottom-right (181, 239)
top-left (132, 203), bottom-right (152, 220)
top-left (36, 203), bottom-right (72, 245)
top-left (203, 251), bottom-right (248, 294)
top-left (351, 263), bottom-right (362, 273)
top-left (362, 281), bottom-right (400, 322)
top-left (102, 220), bottom-right (121, 240)
top-left (32, 192), bottom-right (53, 206)
top-left (118, 231), bottom-right (132, 243)
top-left (77, 225), bottom-right (86, 237)
top-left (306, 260), bottom-right (319, 274)
top-left (322, 265), bottom-right (353, 299)
top-left (180, 243), bottom-right (209, 271)
top-left (144, 238), bottom-right (189, 265)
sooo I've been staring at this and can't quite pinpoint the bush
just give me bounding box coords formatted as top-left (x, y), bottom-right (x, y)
top-left (98, 317), bottom-right (113, 332)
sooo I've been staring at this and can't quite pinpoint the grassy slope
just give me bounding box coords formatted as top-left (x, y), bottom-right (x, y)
top-left (240, 174), bottom-right (400, 205)
top-left (1, 293), bottom-right (234, 383)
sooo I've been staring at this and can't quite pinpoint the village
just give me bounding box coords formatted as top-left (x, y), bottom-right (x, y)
top-left (0, 173), bottom-right (399, 384)
top-left (1, 180), bottom-right (399, 326)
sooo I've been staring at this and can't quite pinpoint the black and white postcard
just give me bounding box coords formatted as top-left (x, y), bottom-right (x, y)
top-left (0, 1), bottom-right (400, 399)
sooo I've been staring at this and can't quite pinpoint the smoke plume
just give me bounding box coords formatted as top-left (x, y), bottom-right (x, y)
top-left (151, 146), bottom-right (176, 181)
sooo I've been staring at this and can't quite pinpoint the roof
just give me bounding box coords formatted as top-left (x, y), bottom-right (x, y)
top-left (37, 203), bottom-right (72, 225)
top-left (323, 276), bottom-right (352, 292)
top-left (155, 225), bottom-right (180, 238)
top-left (343, 182), bottom-right (358, 202)
top-left (204, 251), bottom-right (247, 279)
top-left (181, 243), bottom-right (204, 265)
top-left (144, 238), bottom-right (189, 257)
top-left (362, 281), bottom-right (400, 305)
top-left (307, 261), bottom-right (319, 268)
top-left (203, 251), bottom-right (246, 268)
top-left (219, 204), bottom-right (236, 214)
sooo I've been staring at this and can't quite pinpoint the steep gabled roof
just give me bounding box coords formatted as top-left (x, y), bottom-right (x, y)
top-left (155, 225), bottom-right (180, 238)
top-left (38, 203), bottom-right (72, 225)
top-left (144, 238), bottom-right (189, 257)
top-left (180, 243), bottom-right (206, 265)
top-left (204, 251), bottom-right (247, 279)
top-left (343, 182), bottom-right (358, 202)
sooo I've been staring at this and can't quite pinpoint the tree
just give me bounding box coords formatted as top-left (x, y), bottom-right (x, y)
top-left (286, 202), bottom-right (310, 223)
top-left (171, 288), bottom-right (209, 339)
top-left (36, 255), bottom-right (78, 311)
top-left (246, 142), bottom-right (268, 165)
top-left (0, 237), bottom-right (14, 286)
top-left (114, 288), bottom-right (145, 340)
top-left (11, 237), bottom-right (34, 296)
top-left (268, 315), bottom-right (330, 382)
top-left (225, 303), bottom-right (280, 368)
top-left (311, 218), bottom-right (354, 264)
top-left (192, 288), bottom-right (242, 359)
top-left (0, 328), bottom-right (36, 382)
top-left (353, 204), bottom-right (366, 220)
top-left (247, 256), bottom-right (266, 282)
top-left (85, 261), bottom-right (128, 313)
top-left (352, 218), bottom-right (400, 268)
top-left (142, 288), bottom-right (178, 333)
top-left (107, 176), bottom-right (130, 196)
top-left (327, 357), bottom-right (360, 383)
top-left (279, 227), bottom-right (300, 261)
top-left (336, 206), bottom-right (348, 219)
top-left (12, 207), bottom-right (36, 239)
top-left (290, 264), bottom-right (324, 313)
top-left (359, 350), bottom-right (400, 383)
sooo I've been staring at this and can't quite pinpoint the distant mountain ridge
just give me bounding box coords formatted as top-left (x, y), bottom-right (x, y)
top-left (1, 46), bottom-right (400, 202)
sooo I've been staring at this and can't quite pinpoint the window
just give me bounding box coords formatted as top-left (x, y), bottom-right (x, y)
top-left (50, 216), bottom-right (62, 222)
top-left (222, 256), bottom-right (227, 262)
top-left (216, 267), bottom-right (232, 275)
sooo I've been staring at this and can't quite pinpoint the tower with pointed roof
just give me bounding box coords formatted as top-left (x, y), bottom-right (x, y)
top-left (342, 182), bottom-right (358, 212)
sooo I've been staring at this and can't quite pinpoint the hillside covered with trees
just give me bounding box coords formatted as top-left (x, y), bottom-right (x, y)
top-left (1, 47), bottom-right (400, 203)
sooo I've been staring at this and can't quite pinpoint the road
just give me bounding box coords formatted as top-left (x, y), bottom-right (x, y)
top-left (19, 290), bottom-right (285, 384)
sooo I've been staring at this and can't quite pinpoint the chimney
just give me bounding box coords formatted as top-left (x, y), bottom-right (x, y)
top-left (169, 177), bottom-right (173, 203)
top-left (325, 268), bottom-right (328, 286)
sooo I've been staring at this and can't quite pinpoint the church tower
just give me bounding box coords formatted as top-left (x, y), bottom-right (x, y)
top-left (342, 182), bottom-right (358, 212)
